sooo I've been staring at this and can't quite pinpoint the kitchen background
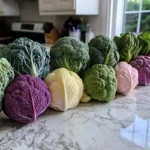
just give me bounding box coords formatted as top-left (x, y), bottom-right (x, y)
top-left (0, 0), bottom-right (112, 48)
top-left (2, 0), bottom-right (109, 34)
top-left (0, 0), bottom-right (150, 47)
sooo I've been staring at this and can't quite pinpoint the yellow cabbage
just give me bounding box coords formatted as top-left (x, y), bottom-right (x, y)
top-left (44, 68), bottom-right (84, 111)
top-left (80, 92), bottom-right (91, 103)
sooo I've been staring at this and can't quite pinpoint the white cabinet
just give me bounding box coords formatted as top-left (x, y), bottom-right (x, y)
top-left (39, 0), bottom-right (75, 12)
top-left (39, 0), bottom-right (99, 15)
top-left (39, 0), bottom-right (55, 12)
top-left (55, 0), bottom-right (75, 11)
top-left (0, 0), bottom-right (19, 16)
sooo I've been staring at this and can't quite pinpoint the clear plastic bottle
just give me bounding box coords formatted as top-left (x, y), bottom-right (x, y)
top-left (85, 24), bottom-right (95, 43)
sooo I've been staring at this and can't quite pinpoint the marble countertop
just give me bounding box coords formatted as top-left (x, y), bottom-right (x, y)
top-left (0, 86), bottom-right (150, 150)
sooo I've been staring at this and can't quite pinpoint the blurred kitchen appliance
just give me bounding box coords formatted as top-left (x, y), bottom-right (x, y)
top-left (0, 22), bottom-right (54, 52)
top-left (11, 22), bottom-right (58, 44)
top-left (11, 22), bottom-right (46, 43)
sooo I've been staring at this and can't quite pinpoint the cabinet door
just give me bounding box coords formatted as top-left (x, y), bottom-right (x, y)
top-left (39, 0), bottom-right (55, 12)
top-left (0, 0), bottom-right (4, 13)
top-left (55, 0), bottom-right (75, 11)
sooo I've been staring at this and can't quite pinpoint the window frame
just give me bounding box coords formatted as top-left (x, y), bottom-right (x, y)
top-left (110, 0), bottom-right (150, 39)
top-left (124, 0), bottom-right (150, 33)
top-left (109, 0), bottom-right (125, 39)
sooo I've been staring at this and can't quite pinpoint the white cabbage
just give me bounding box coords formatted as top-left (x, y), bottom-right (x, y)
top-left (45, 68), bottom-right (83, 111)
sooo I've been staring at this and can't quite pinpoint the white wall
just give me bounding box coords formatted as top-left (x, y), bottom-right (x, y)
top-left (2, 0), bottom-right (110, 37)
top-left (85, 0), bottom-right (110, 36)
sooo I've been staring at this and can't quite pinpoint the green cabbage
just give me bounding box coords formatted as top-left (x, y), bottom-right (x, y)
top-left (88, 35), bottom-right (119, 67)
top-left (138, 32), bottom-right (150, 55)
top-left (83, 64), bottom-right (117, 102)
top-left (0, 58), bottom-right (14, 111)
top-left (50, 37), bottom-right (90, 73)
top-left (114, 32), bottom-right (140, 63)
top-left (0, 37), bottom-right (50, 78)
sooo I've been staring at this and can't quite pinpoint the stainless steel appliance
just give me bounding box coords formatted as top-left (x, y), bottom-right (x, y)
top-left (11, 22), bottom-right (46, 43)
top-left (0, 22), bottom-right (47, 44)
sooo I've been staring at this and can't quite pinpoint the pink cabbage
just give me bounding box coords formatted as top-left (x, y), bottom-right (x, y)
top-left (115, 62), bottom-right (138, 95)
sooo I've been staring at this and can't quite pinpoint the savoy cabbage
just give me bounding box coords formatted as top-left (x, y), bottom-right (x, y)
top-left (0, 37), bottom-right (50, 78)
top-left (50, 37), bottom-right (90, 73)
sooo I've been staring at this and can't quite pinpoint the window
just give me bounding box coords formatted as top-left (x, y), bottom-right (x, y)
top-left (124, 0), bottom-right (150, 33)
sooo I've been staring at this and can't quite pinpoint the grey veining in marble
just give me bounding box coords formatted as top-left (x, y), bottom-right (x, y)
top-left (0, 86), bottom-right (150, 150)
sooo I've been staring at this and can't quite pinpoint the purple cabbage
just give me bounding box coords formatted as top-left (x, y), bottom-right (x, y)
top-left (3, 74), bottom-right (51, 124)
top-left (130, 56), bottom-right (150, 86)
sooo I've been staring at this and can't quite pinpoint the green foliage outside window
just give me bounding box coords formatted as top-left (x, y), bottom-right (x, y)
top-left (125, 0), bottom-right (150, 32)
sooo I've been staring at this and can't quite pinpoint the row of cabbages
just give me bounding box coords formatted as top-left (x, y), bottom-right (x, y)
top-left (0, 32), bottom-right (149, 124)
top-left (50, 32), bottom-right (150, 104)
